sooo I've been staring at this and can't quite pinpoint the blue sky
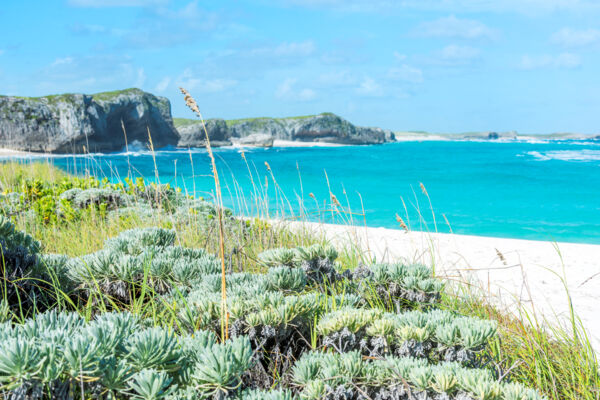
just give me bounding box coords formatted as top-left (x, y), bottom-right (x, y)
top-left (1, 1), bottom-right (600, 134)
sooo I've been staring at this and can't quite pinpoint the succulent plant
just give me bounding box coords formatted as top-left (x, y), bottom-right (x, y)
top-left (105, 228), bottom-right (176, 256)
top-left (191, 336), bottom-right (253, 396)
top-left (0, 337), bottom-right (44, 390)
top-left (293, 351), bottom-right (547, 400)
top-left (72, 188), bottom-right (124, 210)
top-left (258, 248), bottom-right (297, 267)
top-left (0, 216), bottom-right (55, 313)
top-left (266, 266), bottom-right (307, 292)
top-left (125, 327), bottom-right (182, 372)
top-left (128, 368), bottom-right (175, 400)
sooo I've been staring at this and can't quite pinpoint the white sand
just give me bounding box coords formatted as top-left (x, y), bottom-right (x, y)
top-left (394, 134), bottom-right (450, 142)
top-left (281, 220), bottom-right (600, 351)
top-left (0, 148), bottom-right (39, 157)
top-left (272, 140), bottom-right (348, 147)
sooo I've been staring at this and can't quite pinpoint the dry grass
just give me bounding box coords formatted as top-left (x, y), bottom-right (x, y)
top-left (1, 152), bottom-right (599, 399)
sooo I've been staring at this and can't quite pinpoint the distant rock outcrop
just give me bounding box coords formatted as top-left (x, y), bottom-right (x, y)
top-left (175, 113), bottom-right (395, 147)
top-left (174, 118), bottom-right (230, 148)
top-left (231, 133), bottom-right (274, 147)
top-left (0, 88), bottom-right (178, 153)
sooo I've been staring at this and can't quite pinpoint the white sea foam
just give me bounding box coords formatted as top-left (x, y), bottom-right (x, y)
top-left (527, 149), bottom-right (600, 162)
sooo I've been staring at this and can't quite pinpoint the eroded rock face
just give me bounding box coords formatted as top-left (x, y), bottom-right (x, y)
top-left (0, 89), bottom-right (179, 153)
top-left (231, 133), bottom-right (274, 147)
top-left (176, 113), bottom-right (395, 147)
top-left (176, 118), bottom-right (230, 148)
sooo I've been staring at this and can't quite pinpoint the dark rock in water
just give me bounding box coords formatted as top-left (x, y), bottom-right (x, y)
top-left (0, 88), bottom-right (178, 153)
top-left (174, 118), bottom-right (230, 148)
top-left (289, 113), bottom-right (392, 144)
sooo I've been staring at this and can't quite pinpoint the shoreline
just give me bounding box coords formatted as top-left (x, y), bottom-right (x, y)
top-left (272, 140), bottom-right (349, 147)
top-left (279, 220), bottom-right (600, 351)
top-left (0, 148), bottom-right (40, 157)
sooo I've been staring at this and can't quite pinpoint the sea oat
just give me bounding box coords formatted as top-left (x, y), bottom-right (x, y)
top-left (395, 213), bottom-right (409, 232)
top-left (495, 248), bottom-right (508, 266)
top-left (180, 87), bottom-right (229, 340)
top-left (331, 193), bottom-right (341, 207)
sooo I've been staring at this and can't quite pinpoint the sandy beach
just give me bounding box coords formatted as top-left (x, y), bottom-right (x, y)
top-left (272, 140), bottom-right (348, 147)
top-left (282, 220), bottom-right (600, 351)
top-left (0, 148), bottom-right (39, 157)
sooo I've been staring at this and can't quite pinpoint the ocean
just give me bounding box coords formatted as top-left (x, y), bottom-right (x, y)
top-left (32, 139), bottom-right (600, 244)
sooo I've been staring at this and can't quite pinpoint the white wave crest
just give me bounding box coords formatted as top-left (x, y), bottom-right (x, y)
top-left (527, 149), bottom-right (600, 162)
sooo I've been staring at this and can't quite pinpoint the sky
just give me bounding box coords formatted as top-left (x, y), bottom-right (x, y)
top-left (1, 1), bottom-right (600, 134)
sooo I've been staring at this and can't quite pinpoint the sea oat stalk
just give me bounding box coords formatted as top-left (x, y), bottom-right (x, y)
top-left (179, 87), bottom-right (229, 340)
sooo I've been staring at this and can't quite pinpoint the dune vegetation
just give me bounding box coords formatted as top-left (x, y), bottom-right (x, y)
top-left (0, 90), bottom-right (598, 399)
top-left (0, 157), bottom-right (598, 400)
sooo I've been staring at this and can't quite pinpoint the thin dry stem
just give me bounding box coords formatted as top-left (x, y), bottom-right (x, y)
top-left (179, 87), bottom-right (229, 340)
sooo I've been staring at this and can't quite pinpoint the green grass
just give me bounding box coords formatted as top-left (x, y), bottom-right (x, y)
top-left (0, 88), bottom-right (145, 104)
top-left (1, 160), bottom-right (599, 399)
top-left (91, 88), bottom-right (144, 101)
top-left (171, 112), bottom-right (337, 128)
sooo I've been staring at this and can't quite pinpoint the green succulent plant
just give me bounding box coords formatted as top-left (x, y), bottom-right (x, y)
top-left (191, 336), bottom-right (253, 396)
top-left (258, 247), bottom-right (297, 267)
top-left (127, 368), bottom-right (175, 400)
top-left (125, 327), bottom-right (182, 372)
top-left (0, 338), bottom-right (44, 390)
top-left (266, 266), bottom-right (307, 292)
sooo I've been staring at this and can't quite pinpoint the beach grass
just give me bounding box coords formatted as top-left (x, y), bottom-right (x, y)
top-left (1, 156), bottom-right (599, 399)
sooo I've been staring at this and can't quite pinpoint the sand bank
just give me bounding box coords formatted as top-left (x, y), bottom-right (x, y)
top-left (0, 148), bottom-right (40, 157)
top-left (281, 220), bottom-right (600, 350)
top-left (272, 140), bottom-right (348, 147)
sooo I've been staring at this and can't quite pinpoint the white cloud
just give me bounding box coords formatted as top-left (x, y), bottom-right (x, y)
top-left (318, 70), bottom-right (356, 86)
top-left (393, 52), bottom-right (407, 61)
top-left (520, 53), bottom-right (581, 69)
top-left (430, 45), bottom-right (481, 65)
top-left (356, 77), bottom-right (383, 97)
top-left (387, 65), bottom-right (423, 83)
top-left (416, 15), bottom-right (497, 40)
top-left (51, 57), bottom-right (75, 66)
top-left (155, 77), bottom-right (171, 92)
top-left (551, 28), bottom-right (600, 47)
top-left (249, 41), bottom-right (315, 58)
top-left (134, 68), bottom-right (146, 88)
top-left (178, 69), bottom-right (237, 93)
top-left (281, 0), bottom-right (600, 14)
top-left (276, 78), bottom-right (316, 101)
top-left (68, 0), bottom-right (167, 7)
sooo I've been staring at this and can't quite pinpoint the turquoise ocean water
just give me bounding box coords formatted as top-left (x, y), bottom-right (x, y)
top-left (22, 140), bottom-right (600, 244)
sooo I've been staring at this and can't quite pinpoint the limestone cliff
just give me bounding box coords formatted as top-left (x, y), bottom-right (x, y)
top-left (0, 88), bottom-right (179, 153)
top-left (175, 113), bottom-right (395, 147)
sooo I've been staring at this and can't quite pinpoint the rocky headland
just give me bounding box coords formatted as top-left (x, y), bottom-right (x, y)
top-left (174, 112), bottom-right (395, 148)
top-left (0, 89), bottom-right (395, 153)
top-left (0, 89), bottom-right (178, 153)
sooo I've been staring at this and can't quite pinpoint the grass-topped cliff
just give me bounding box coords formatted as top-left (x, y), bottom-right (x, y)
top-left (174, 112), bottom-right (332, 128)
top-left (0, 88), bottom-right (178, 153)
top-left (2, 88), bottom-right (145, 104)
top-left (174, 112), bottom-right (394, 147)
top-left (0, 161), bottom-right (597, 400)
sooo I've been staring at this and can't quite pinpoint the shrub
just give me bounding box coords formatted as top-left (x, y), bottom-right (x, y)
top-left (0, 216), bottom-right (52, 314)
